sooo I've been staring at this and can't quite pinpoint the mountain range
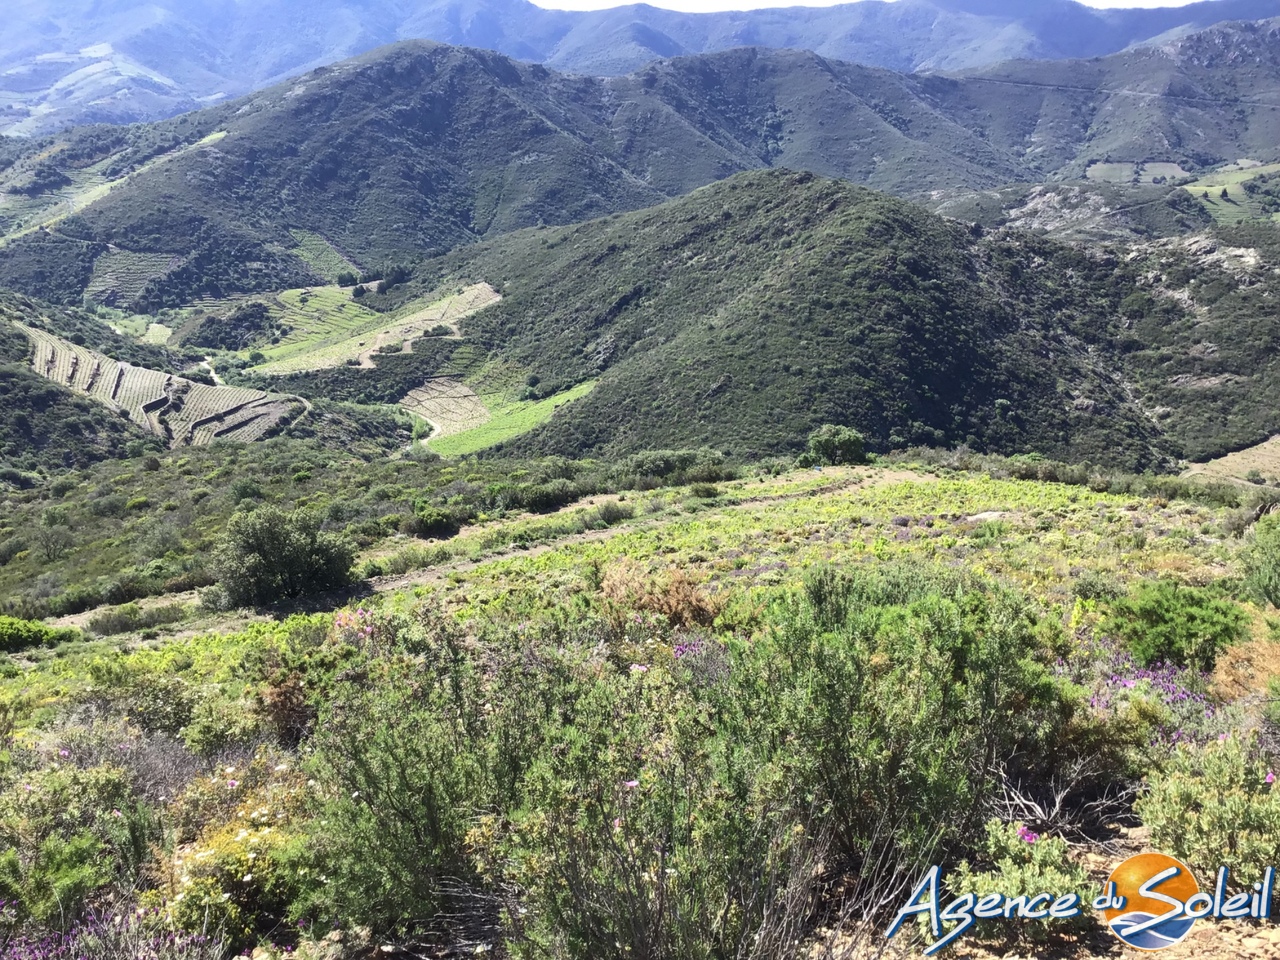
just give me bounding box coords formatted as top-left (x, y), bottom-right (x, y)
top-left (6, 0), bottom-right (1280, 134)
top-left (3, 21), bottom-right (1279, 308)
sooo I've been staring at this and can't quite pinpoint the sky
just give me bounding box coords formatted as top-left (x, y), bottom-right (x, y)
top-left (530, 0), bottom-right (1218, 13)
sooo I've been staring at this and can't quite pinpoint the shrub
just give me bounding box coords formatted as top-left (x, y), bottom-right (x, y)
top-left (0, 766), bottom-right (159, 925)
top-left (0, 616), bottom-right (79, 652)
top-left (483, 661), bottom-right (822, 960)
top-left (404, 501), bottom-right (461, 540)
top-left (1243, 514), bottom-right (1280, 609)
top-left (1102, 580), bottom-right (1248, 672)
top-left (87, 602), bottom-right (187, 637)
top-left (590, 500), bottom-right (634, 528)
top-left (804, 423), bottom-right (867, 466)
top-left (753, 571), bottom-right (1070, 867)
top-left (210, 506), bottom-right (354, 607)
top-left (294, 657), bottom-right (487, 932)
top-left (947, 820), bottom-right (1092, 943)
top-left (3, 909), bottom-right (226, 959)
top-left (1136, 734), bottom-right (1280, 885)
top-left (600, 562), bottom-right (722, 630)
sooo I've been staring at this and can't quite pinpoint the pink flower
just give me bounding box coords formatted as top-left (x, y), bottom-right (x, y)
top-left (613, 818), bottom-right (623, 830)
top-left (58, 749), bottom-right (69, 758)
top-left (1016, 825), bottom-right (1039, 844)
top-left (623, 780), bottom-right (639, 789)
top-left (1267, 771), bottom-right (1276, 785)
top-left (228, 779), bottom-right (239, 789)
top-left (629, 664), bottom-right (648, 674)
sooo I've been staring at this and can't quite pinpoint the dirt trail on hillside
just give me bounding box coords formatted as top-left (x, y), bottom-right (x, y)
top-left (48, 468), bottom-right (933, 629)
top-left (363, 467), bottom-right (929, 595)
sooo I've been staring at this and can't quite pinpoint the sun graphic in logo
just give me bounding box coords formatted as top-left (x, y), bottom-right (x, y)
top-left (1102, 853), bottom-right (1200, 951)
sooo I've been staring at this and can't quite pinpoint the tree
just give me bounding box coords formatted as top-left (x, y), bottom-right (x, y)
top-left (210, 506), bottom-right (354, 607)
top-left (35, 507), bottom-right (73, 561)
top-left (1221, 188), bottom-right (1230, 200)
top-left (805, 424), bottom-right (867, 466)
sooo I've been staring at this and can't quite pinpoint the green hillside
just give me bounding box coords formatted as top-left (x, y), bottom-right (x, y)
top-left (367, 170), bottom-right (1273, 466)
top-left (6, 28), bottom-right (1280, 308)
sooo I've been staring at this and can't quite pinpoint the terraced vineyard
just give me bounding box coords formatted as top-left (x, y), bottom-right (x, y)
top-left (399, 378), bottom-right (491, 438)
top-left (1184, 160), bottom-right (1280, 223)
top-left (252, 282), bottom-right (500, 374)
top-left (18, 323), bottom-right (303, 446)
top-left (84, 250), bottom-right (180, 307)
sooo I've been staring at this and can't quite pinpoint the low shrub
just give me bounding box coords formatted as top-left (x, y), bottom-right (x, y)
top-left (1136, 734), bottom-right (1280, 885)
top-left (946, 820), bottom-right (1092, 944)
top-left (0, 616), bottom-right (79, 652)
top-left (1243, 514), bottom-right (1280, 609)
top-left (87, 603), bottom-right (187, 637)
top-left (1102, 580), bottom-right (1248, 672)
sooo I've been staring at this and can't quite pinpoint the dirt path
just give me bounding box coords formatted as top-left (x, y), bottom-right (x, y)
top-left (364, 467), bottom-right (931, 595)
top-left (48, 467), bottom-right (935, 629)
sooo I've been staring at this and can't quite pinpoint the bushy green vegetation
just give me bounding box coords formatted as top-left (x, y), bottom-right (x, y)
top-left (1102, 579), bottom-right (1249, 672)
top-left (2, 457), bottom-right (1275, 957)
top-left (1137, 734), bottom-right (1280, 886)
top-left (1244, 513), bottom-right (1280, 609)
top-left (0, 615), bottom-right (79, 652)
top-left (207, 506), bottom-right (355, 608)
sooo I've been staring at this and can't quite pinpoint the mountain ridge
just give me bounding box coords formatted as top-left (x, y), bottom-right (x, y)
top-left (6, 0), bottom-right (1280, 134)
top-left (4, 27), bottom-right (1279, 308)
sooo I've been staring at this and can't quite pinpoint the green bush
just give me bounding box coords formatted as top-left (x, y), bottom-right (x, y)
top-left (210, 505), bottom-right (354, 607)
top-left (741, 579), bottom-right (1069, 868)
top-left (295, 652), bottom-right (488, 932)
top-left (86, 602), bottom-right (187, 637)
top-left (405, 500), bottom-right (461, 540)
top-left (1243, 514), bottom-right (1280, 609)
top-left (804, 423), bottom-right (867, 466)
top-left (1102, 580), bottom-right (1248, 672)
top-left (485, 661), bottom-right (818, 960)
top-left (0, 615), bottom-right (79, 652)
top-left (947, 820), bottom-right (1092, 943)
top-left (1136, 734), bottom-right (1280, 885)
top-left (0, 765), bottom-right (158, 925)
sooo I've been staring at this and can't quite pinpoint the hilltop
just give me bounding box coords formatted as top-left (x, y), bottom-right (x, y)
top-left (7, 0), bottom-right (1280, 133)
top-left (5, 29), bottom-right (1280, 307)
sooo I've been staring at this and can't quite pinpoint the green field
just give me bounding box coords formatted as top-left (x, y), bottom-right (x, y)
top-left (1085, 160), bottom-right (1192, 184)
top-left (288, 229), bottom-right (359, 283)
top-left (428, 380), bottom-right (597, 455)
top-left (1183, 161), bottom-right (1280, 223)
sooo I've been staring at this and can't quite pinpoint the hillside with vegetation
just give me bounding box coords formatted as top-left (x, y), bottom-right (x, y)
top-left (6, 27), bottom-right (1280, 307)
top-left (314, 170), bottom-right (1275, 468)
top-left (1, 443), bottom-right (1278, 958)
top-left (4, 14), bottom-right (1280, 960)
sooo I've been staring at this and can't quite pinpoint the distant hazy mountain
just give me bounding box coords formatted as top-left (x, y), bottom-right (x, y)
top-left (4, 0), bottom-right (1280, 134)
